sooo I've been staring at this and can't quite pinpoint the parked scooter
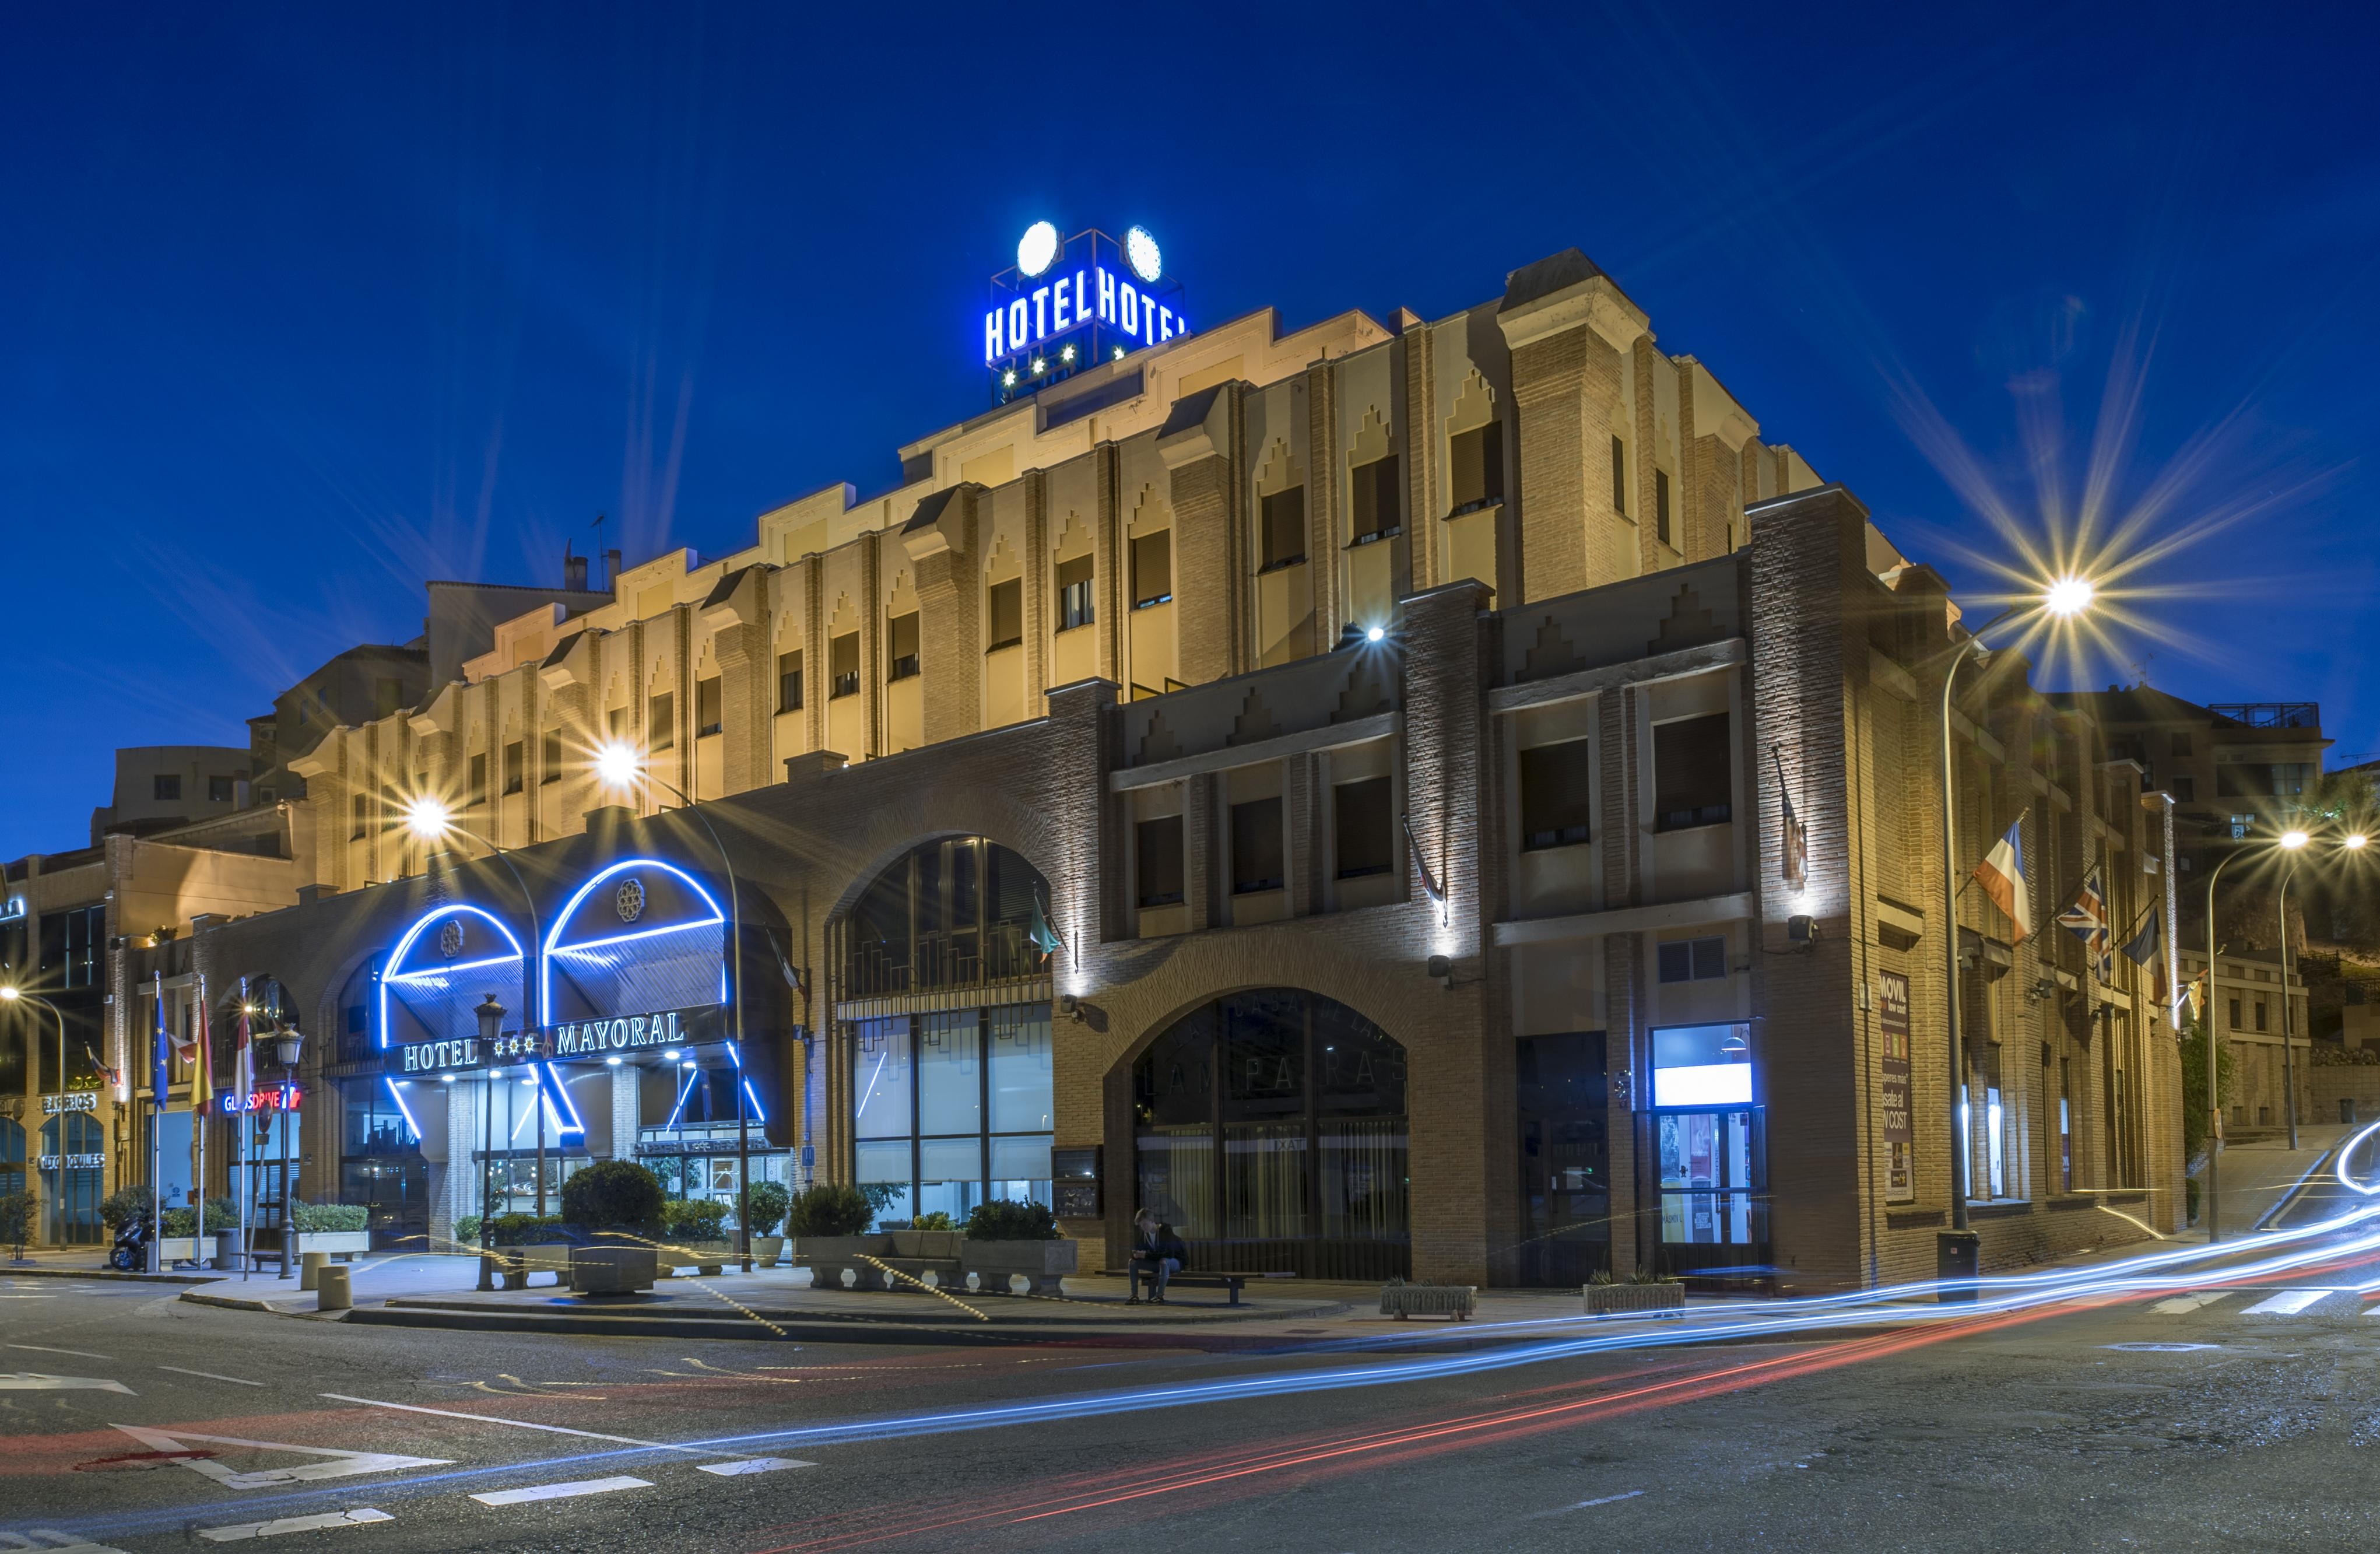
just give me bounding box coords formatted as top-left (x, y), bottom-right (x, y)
top-left (107, 1216), bottom-right (151, 1273)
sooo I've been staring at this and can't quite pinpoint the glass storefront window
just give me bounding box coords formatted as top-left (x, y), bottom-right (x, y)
top-left (988, 1007), bottom-right (1052, 1131)
top-left (1656, 1109), bottom-right (1758, 1246)
top-left (1651, 1023), bottom-right (1751, 1109)
top-left (854, 1018), bottom-right (914, 1141)
top-left (855, 1138), bottom-right (914, 1223)
top-left (343, 1077), bottom-right (418, 1158)
top-left (850, 1005), bottom-right (1055, 1226)
top-left (917, 1012), bottom-right (981, 1135)
top-left (38, 1114), bottom-right (103, 1244)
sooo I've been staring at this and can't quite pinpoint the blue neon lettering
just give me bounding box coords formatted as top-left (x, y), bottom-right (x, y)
top-left (1052, 275), bottom-right (1070, 332)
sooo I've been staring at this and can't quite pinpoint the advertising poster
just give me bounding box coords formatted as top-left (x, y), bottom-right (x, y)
top-left (1878, 969), bottom-right (1914, 1202)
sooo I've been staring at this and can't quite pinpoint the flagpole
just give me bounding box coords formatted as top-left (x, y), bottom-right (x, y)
top-left (150, 971), bottom-right (164, 1274)
top-left (2278, 868), bottom-right (2298, 1151)
top-left (195, 974), bottom-right (206, 1267)
top-left (238, 977), bottom-right (251, 1282)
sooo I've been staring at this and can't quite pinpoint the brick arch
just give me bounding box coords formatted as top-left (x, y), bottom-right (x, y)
top-left (1088, 932), bottom-right (1421, 1083)
top-left (814, 781), bottom-right (1070, 925)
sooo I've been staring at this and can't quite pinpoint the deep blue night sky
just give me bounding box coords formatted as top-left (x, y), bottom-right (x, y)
top-left (5, 4), bottom-right (2374, 860)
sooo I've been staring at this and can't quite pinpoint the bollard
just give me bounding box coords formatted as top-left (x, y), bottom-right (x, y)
top-left (317, 1264), bottom-right (352, 1312)
top-left (300, 1250), bottom-right (329, 1291)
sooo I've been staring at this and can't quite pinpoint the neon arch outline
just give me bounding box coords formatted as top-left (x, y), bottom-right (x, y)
top-left (376, 903), bottom-right (527, 1052)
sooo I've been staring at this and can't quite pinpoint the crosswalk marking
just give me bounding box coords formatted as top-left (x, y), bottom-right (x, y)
top-left (198, 1510), bottom-right (392, 1542)
top-left (470, 1476), bottom-right (651, 1507)
top-left (696, 1458), bottom-right (816, 1476)
top-left (2149, 1292), bottom-right (2229, 1314)
top-left (2241, 1288), bottom-right (2360, 1317)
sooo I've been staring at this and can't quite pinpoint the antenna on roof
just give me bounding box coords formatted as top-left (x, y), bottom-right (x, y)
top-left (2130, 654), bottom-right (2154, 687)
top-left (590, 513), bottom-right (609, 588)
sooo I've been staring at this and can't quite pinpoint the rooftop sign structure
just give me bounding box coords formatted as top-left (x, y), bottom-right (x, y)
top-left (985, 223), bottom-right (1187, 405)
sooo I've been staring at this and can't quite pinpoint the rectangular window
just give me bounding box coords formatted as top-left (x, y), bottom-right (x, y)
top-left (1657, 936), bottom-right (1728, 983)
top-left (541, 729), bottom-right (562, 784)
top-left (207, 774), bottom-right (235, 804)
top-left (987, 579), bottom-right (1023, 650)
top-left (1610, 434), bottom-right (1627, 515)
top-left (349, 793), bottom-right (367, 841)
top-left (648, 692), bottom-right (674, 751)
top-left (1334, 777), bottom-right (1393, 879)
top-left (2229, 814), bottom-right (2254, 839)
top-left (2228, 997), bottom-right (2242, 1030)
top-left (1655, 468), bottom-right (1673, 547)
top-left (887, 613), bottom-right (920, 680)
top-left (1231, 797), bottom-right (1284, 894)
top-left (153, 774), bottom-right (182, 802)
top-left (1518, 738), bottom-right (1593, 851)
top-left (1131, 532), bottom-right (1172, 608)
top-left (696, 676), bottom-right (722, 736)
top-left (830, 633), bottom-right (861, 698)
top-left (2170, 732), bottom-right (2193, 757)
top-left (62, 904), bottom-right (105, 990)
top-left (1056, 556), bottom-right (1094, 632)
top-left (1349, 455), bottom-right (1400, 544)
top-left (503, 741), bottom-right (524, 795)
top-left (1260, 486), bottom-right (1306, 570)
top-left (1653, 714), bottom-right (1732, 832)
top-left (2171, 776), bottom-right (2195, 802)
top-left (608, 707), bottom-right (629, 741)
top-left (2059, 1060), bottom-right (2073, 1191)
top-left (1449, 420), bottom-right (1504, 513)
top-left (1651, 1023), bottom-right (1751, 1109)
top-left (466, 752), bottom-right (487, 808)
top-left (777, 650), bottom-right (805, 712)
top-left (2254, 998), bottom-right (2268, 1032)
top-left (1135, 815), bottom-right (1185, 908)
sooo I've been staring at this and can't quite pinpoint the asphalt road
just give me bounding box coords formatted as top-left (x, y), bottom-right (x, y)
top-left (6, 1239), bottom-right (2380, 1553)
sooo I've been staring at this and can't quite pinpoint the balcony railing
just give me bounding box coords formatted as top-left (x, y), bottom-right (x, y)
top-left (2208, 702), bottom-right (2320, 729)
top-left (840, 919), bottom-right (1051, 1003)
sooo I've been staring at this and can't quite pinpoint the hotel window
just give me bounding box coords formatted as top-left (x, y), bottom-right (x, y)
top-left (1136, 816), bottom-right (1185, 908)
top-left (1610, 435), bottom-right (1628, 515)
top-left (777, 650), bottom-right (805, 712)
top-left (503, 741), bottom-right (524, 795)
top-left (1653, 714), bottom-right (1732, 831)
top-left (987, 579), bottom-right (1023, 651)
top-left (1349, 455), bottom-right (1400, 545)
top-left (1131, 532), bottom-right (1172, 608)
top-left (887, 613), bottom-right (920, 681)
top-left (60, 904), bottom-right (105, 990)
top-left (830, 633), bottom-right (861, 699)
top-left (350, 794), bottom-right (368, 840)
top-left (1260, 485), bottom-right (1306, 570)
top-left (541, 729), bottom-right (562, 784)
top-left (208, 774), bottom-right (236, 804)
top-left (2228, 814), bottom-right (2254, 839)
top-left (1518, 738), bottom-right (1592, 851)
top-left (153, 774), bottom-right (182, 802)
top-left (648, 692), bottom-right (674, 751)
top-left (466, 753), bottom-right (487, 809)
top-left (1231, 797), bottom-right (1284, 894)
top-left (854, 1006), bottom-right (1056, 1226)
top-left (1657, 936), bottom-right (1728, 983)
top-left (2171, 776), bottom-right (2195, 802)
top-left (696, 676), bottom-right (722, 736)
top-left (1056, 557), bottom-right (1094, 632)
top-left (1655, 468), bottom-right (1673, 548)
top-left (1334, 777), bottom-right (1393, 879)
top-left (1449, 420), bottom-right (1504, 514)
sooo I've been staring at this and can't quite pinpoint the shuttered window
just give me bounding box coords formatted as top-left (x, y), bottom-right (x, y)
top-left (1449, 420), bottom-right (1504, 513)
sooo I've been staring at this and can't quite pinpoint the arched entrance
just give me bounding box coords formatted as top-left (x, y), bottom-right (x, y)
top-left (834, 837), bottom-right (1056, 1226)
top-left (1132, 990), bottom-right (1409, 1281)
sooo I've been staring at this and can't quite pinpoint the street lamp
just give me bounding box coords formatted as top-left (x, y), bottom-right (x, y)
top-left (2200, 825), bottom-right (2368, 1239)
top-left (0, 985), bottom-right (68, 1109)
top-left (266, 1018), bottom-right (303, 1278)
top-left (1936, 576), bottom-right (2095, 1295)
top-left (595, 740), bottom-right (755, 1273)
top-left (473, 994), bottom-right (506, 1291)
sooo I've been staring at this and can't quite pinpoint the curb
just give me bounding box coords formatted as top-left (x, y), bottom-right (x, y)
top-left (1, 1265), bottom-right (224, 1285)
top-left (343, 1302), bottom-right (1325, 1349)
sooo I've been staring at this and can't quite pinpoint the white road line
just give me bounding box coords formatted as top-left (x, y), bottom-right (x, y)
top-left (2242, 1288), bottom-right (2346, 1316)
top-left (321, 1394), bottom-right (709, 1453)
top-left (1527, 1489), bottom-right (1646, 1518)
top-left (470, 1476), bottom-right (650, 1507)
top-left (696, 1458), bottom-right (816, 1476)
top-left (6, 1343), bottom-right (112, 1360)
top-left (160, 1366), bottom-right (266, 1387)
top-left (0, 1374), bottom-right (133, 1394)
top-left (2149, 1292), bottom-right (2230, 1314)
top-left (197, 1510), bottom-right (393, 1542)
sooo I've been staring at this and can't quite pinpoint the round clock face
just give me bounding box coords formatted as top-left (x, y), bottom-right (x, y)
top-left (437, 919), bottom-right (465, 959)
top-left (1124, 225), bottom-right (1161, 283)
top-left (615, 878), bottom-right (646, 923)
top-left (1017, 220), bottom-right (1059, 278)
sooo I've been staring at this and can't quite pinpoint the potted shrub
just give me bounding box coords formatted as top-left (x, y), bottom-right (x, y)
top-left (661, 1198), bottom-right (734, 1272)
top-left (0, 1187), bottom-right (35, 1263)
top-left (560, 1159), bottom-right (664, 1295)
top-left (1582, 1267), bottom-right (1687, 1317)
top-left (291, 1201), bottom-right (371, 1262)
top-left (784, 1183), bottom-right (886, 1290)
top-left (745, 1180), bottom-right (790, 1268)
top-left (960, 1199), bottom-right (1075, 1296)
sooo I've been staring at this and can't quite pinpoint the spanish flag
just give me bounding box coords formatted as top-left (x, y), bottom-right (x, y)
top-left (1972, 818), bottom-right (2031, 943)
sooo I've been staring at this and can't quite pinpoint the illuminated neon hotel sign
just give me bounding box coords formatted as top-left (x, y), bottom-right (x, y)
top-left (985, 222), bottom-right (1186, 401)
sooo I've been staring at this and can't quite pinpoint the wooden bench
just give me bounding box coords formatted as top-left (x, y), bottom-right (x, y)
top-left (1103, 1270), bottom-right (1251, 1306)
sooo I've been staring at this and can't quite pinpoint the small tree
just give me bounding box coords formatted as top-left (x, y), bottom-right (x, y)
top-left (782, 1183), bottom-right (872, 1237)
top-left (0, 1188), bottom-right (36, 1259)
top-left (560, 1159), bottom-right (665, 1236)
top-left (2182, 1016), bottom-right (2238, 1170)
top-left (744, 1180), bottom-right (790, 1238)
top-left (99, 1183), bottom-right (157, 1232)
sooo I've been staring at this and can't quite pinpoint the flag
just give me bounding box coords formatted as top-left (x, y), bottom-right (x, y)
top-left (192, 982), bottom-right (213, 1113)
top-left (2119, 908), bottom-right (2167, 1002)
top-left (1771, 746), bottom-right (1807, 892)
top-left (167, 995), bottom-right (198, 1065)
top-left (150, 973), bottom-right (170, 1105)
top-left (2058, 866), bottom-right (2112, 981)
top-left (1972, 819), bottom-right (2031, 943)
top-left (1027, 890), bottom-right (1066, 959)
top-left (233, 982), bottom-right (256, 1100)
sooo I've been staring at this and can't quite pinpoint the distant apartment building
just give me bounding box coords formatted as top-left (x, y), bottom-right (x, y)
top-left (2068, 686), bottom-right (2332, 872)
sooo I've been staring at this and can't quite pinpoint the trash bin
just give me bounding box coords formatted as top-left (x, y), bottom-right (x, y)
top-left (317, 1265), bottom-right (352, 1312)
top-left (300, 1250), bottom-right (329, 1291)
top-left (1936, 1230), bottom-right (1981, 1304)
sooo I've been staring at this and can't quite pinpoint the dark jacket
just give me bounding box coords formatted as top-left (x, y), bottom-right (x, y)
top-left (1130, 1221), bottom-right (1187, 1264)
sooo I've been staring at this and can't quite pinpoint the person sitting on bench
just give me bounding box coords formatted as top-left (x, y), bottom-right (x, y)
top-left (1126, 1208), bottom-right (1187, 1304)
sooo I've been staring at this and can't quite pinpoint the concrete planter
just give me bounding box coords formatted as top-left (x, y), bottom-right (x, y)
top-left (961, 1238), bottom-right (1076, 1296)
top-left (1582, 1282), bottom-right (1686, 1317)
top-left (753, 1236), bottom-right (786, 1268)
top-left (500, 1243), bottom-right (574, 1289)
top-left (792, 1234), bottom-right (889, 1289)
top-left (1379, 1282), bottom-right (1475, 1320)
top-left (678, 1239), bottom-right (735, 1276)
top-left (571, 1246), bottom-right (658, 1295)
top-left (158, 1236), bottom-right (201, 1269)
top-left (293, 1230), bottom-right (371, 1262)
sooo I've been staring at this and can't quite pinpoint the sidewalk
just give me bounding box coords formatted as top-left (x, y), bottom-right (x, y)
top-left (2192, 1122), bottom-right (2351, 1236)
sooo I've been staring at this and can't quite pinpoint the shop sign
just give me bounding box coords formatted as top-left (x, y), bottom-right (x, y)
top-left (42, 1091), bottom-right (100, 1114)
top-left (550, 1004), bottom-right (725, 1059)
top-left (219, 1083), bottom-right (304, 1114)
top-left (1877, 969), bottom-right (1914, 1203)
top-left (39, 1153), bottom-right (105, 1171)
top-left (384, 1028), bottom-right (554, 1078)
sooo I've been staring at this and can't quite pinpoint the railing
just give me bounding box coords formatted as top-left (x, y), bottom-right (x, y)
top-left (841, 920), bottom-right (1051, 1003)
top-left (2209, 703), bottom-right (2321, 729)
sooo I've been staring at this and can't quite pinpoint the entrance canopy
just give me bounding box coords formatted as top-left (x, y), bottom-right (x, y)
top-left (378, 903), bottom-right (526, 1051)
top-left (543, 858), bottom-right (726, 1026)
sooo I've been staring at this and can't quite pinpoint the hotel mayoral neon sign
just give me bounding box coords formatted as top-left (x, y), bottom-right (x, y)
top-left (984, 222), bottom-right (1187, 401)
